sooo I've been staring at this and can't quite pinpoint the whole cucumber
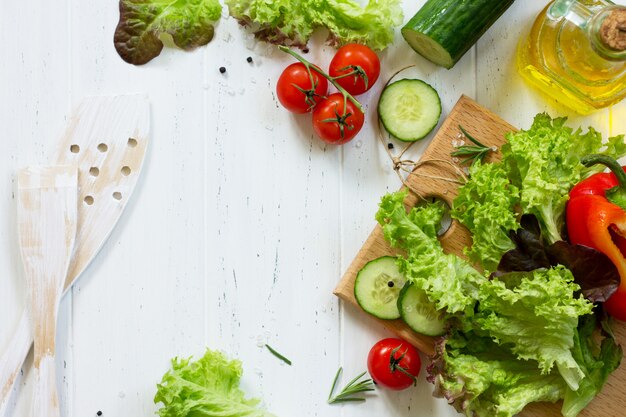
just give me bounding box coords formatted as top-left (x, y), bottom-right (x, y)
top-left (402, 0), bottom-right (515, 69)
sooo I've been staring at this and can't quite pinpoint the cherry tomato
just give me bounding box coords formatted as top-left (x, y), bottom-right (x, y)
top-left (367, 338), bottom-right (421, 390)
top-left (276, 63), bottom-right (328, 113)
top-left (311, 93), bottom-right (364, 145)
top-left (329, 44), bottom-right (380, 96)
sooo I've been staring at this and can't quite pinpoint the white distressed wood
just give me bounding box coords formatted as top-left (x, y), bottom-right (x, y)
top-left (1, 1), bottom-right (626, 417)
top-left (0, 311), bottom-right (31, 416)
top-left (17, 166), bottom-right (78, 417)
top-left (68, 2), bottom-right (207, 415)
top-left (201, 19), bottom-right (343, 416)
top-left (0, 0), bottom-right (73, 414)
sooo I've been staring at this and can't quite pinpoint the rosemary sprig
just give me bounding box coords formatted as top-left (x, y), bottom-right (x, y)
top-left (451, 125), bottom-right (496, 165)
top-left (327, 367), bottom-right (375, 404)
top-left (265, 344), bottom-right (292, 366)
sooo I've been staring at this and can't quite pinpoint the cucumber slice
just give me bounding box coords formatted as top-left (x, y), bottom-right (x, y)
top-left (377, 79), bottom-right (441, 142)
top-left (354, 256), bottom-right (407, 320)
top-left (398, 283), bottom-right (446, 336)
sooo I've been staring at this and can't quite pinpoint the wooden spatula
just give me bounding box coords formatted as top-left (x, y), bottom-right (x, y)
top-left (17, 166), bottom-right (77, 417)
top-left (0, 95), bottom-right (150, 414)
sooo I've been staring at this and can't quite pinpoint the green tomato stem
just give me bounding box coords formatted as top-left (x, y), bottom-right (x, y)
top-left (279, 45), bottom-right (364, 113)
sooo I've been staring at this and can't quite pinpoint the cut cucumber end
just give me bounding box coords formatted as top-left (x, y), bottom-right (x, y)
top-left (398, 283), bottom-right (446, 336)
top-left (401, 28), bottom-right (454, 69)
top-left (354, 256), bottom-right (407, 320)
top-left (378, 79), bottom-right (442, 142)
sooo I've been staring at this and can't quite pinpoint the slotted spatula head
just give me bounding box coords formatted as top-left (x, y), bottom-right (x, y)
top-left (54, 95), bottom-right (150, 290)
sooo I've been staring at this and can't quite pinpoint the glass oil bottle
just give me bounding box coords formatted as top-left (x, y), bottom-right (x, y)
top-left (518, 0), bottom-right (626, 114)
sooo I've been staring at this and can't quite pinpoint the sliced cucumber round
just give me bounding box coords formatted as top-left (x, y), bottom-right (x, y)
top-left (354, 256), bottom-right (407, 320)
top-left (398, 283), bottom-right (446, 336)
top-left (377, 79), bottom-right (441, 142)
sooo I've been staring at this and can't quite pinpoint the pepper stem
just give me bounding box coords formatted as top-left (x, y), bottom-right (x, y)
top-left (581, 154), bottom-right (626, 209)
top-left (582, 154), bottom-right (626, 189)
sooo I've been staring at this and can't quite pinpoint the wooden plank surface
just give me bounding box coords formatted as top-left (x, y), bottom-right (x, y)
top-left (334, 95), bottom-right (626, 416)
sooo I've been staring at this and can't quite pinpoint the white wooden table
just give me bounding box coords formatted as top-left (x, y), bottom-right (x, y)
top-left (1, 1), bottom-right (625, 416)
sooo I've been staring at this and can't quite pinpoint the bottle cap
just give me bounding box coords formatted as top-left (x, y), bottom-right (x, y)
top-left (600, 9), bottom-right (626, 51)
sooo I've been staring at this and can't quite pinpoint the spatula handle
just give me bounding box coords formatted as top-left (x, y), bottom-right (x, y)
top-left (31, 354), bottom-right (59, 417)
top-left (17, 166), bottom-right (76, 417)
top-left (0, 309), bottom-right (32, 416)
top-left (30, 305), bottom-right (61, 417)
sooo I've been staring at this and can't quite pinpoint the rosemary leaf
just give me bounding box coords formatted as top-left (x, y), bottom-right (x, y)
top-left (328, 367), bottom-right (375, 404)
top-left (265, 344), bottom-right (292, 366)
top-left (451, 125), bottom-right (494, 166)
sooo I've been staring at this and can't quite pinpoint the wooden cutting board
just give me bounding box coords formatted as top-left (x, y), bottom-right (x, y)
top-left (334, 95), bottom-right (626, 417)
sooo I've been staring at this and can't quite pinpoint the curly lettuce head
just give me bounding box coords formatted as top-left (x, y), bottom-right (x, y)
top-left (154, 349), bottom-right (275, 417)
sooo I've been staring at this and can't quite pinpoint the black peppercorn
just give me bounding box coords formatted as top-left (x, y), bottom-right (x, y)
top-left (219, 67), bottom-right (226, 74)
top-left (96, 412), bottom-right (102, 416)
top-left (246, 56), bottom-right (253, 63)
top-left (387, 143), bottom-right (394, 150)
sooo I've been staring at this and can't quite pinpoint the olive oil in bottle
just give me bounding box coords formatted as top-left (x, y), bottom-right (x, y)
top-left (518, 0), bottom-right (626, 114)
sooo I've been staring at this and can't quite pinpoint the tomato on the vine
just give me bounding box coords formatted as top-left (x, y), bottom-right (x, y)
top-left (329, 44), bottom-right (380, 96)
top-left (276, 63), bottom-right (328, 113)
top-left (367, 338), bottom-right (421, 390)
top-left (311, 93), bottom-right (364, 145)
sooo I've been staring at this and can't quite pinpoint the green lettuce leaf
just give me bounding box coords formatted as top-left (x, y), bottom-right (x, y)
top-left (376, 191), bottom-right (486, 316)
top-left (474, 267), bottom-right (594, 390)
top-left (452, 161), bottom-right (520, 271)
top-left (561, 313), bottom-right (622, 417)
top-left (427, 268), bottom-right (595, 417)
top-left (154, 349), bottom-right (275, 417)
top-left (428, 330), bottom-right (567, 417)
top-left (503, 114), bottom-right (626, 244)
top-left (225, 0), bottom-right (403, 50)
top-left (114, 0), bottom-right (222, 65)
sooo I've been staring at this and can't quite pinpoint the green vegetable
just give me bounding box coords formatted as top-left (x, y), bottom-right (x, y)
top-left (354, 256), bottom-right (407, 320)
top-left (225, 0), bottom-right (403, 51)
top-left (376, 191), bottom-right (487, 316)
top-left (503, 113), bottom-right (626, 244)
top-left (398, 283), bottom-right (446, 336)
top-left (377, 189), bottom-right (610, 416)
top-left (154, 349), bottom-right (275, 417)
top-left (561, 313), bottom-right (622, 417)
top-left (426, 267), bottom-right (594, 416)
top-left (474, 268), bottom-right (593, 391)
top-left (452, 161), bottom-right (520, 271)
top-left (401, 0), bottom-right (515, 68)
top-left (114, 0), bottom-right (222, 65)
top-left (429, 330), bottom-right (567, 417)
top-left (377, 79), bottom-right (442, 142)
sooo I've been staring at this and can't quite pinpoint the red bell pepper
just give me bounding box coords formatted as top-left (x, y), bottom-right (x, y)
top-left (567, 154), bottom-right (626, 321)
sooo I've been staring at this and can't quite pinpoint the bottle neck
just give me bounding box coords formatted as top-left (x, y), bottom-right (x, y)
top-left (588, 6), bottom-right (626, 61)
